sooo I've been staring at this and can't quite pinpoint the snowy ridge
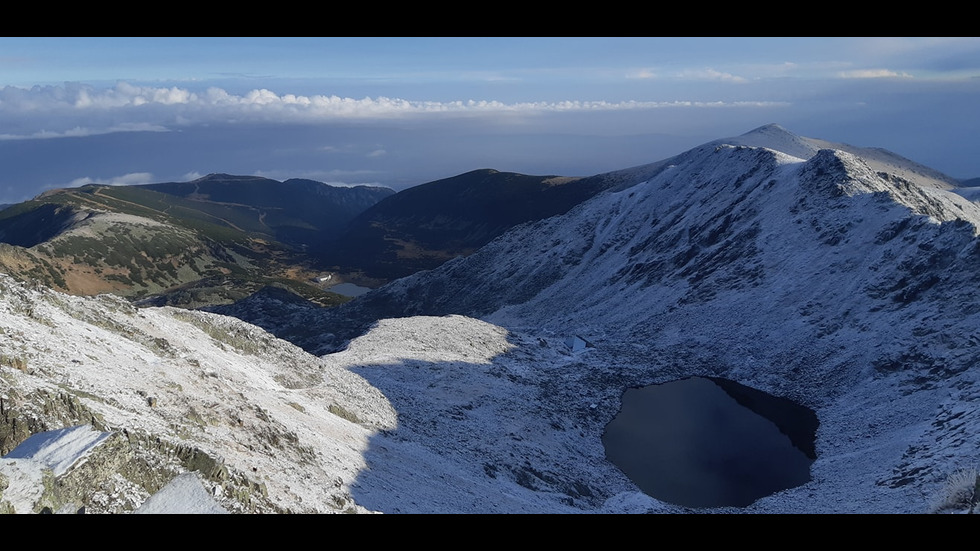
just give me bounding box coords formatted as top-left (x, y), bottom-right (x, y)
top-left (725, 124), bottom-right (962, 191)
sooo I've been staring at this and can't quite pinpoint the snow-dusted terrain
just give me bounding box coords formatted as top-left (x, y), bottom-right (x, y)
top-left (3, 124), bottom-right (979, 513)
top-left (0, 279), bottom-right (398, 513)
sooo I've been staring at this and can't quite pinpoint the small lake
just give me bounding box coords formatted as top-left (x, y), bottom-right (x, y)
top-left (602, 376), bottom-right (817, 508)
top-left (327, 282), bottom-right (373, 297)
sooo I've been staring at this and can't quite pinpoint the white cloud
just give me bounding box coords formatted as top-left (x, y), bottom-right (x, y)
top-left (466, 72), bottom-right (521, 83)
top-left (67, 172), bottom-right (155, 188)
top-left (626, 69), bottom-right (657, 80)
top-left (837, 69), bottom-right (914, 79)
top-left (676, 68), bottom-right (748, 83)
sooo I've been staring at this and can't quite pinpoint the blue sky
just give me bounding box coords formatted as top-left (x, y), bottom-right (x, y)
top-left (1, 37), bottom-right (979, 203)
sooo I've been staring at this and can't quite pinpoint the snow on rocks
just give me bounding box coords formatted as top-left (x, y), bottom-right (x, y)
top-left (0, 272), bottom-right (391, 513)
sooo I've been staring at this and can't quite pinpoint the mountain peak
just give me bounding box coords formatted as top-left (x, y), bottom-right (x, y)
top-left (742, 123), bottom-right (793, 136)
top-left (712, 124), bottom-right (960, 190)
top-left (721, 123), bottom-right (821, 161)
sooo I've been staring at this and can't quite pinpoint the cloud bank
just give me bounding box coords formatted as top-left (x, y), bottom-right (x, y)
top-left (0, 81), bottom-right (788, 140)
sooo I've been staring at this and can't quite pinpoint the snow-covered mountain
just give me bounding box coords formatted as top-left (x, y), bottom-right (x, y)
top-left (3, 124), bottom-right (979, 513)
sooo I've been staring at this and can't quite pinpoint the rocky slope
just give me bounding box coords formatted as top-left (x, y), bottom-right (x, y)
top-left (0, 273), bottom-right (394, 513)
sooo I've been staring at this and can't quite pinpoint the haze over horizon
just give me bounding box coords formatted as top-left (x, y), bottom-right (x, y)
top-left (1, 37), bottom-right (979, 204)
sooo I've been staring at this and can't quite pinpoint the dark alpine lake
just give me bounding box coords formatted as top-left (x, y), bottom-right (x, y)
top-left (327, 282), bottom-right (373, 297)
top-left (602, 376), bottom-right (818, 508)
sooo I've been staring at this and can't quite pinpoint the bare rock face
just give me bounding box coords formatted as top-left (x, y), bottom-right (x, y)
top-left (0, 471), bottom-right (13, 513)
top-left (0, 423), bottom-right (261, 514)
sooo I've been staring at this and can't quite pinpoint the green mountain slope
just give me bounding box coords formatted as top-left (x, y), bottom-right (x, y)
top-left (0, 175), bottom-right (393, 304)
top-left (318, 168), bottom-right (623, 280)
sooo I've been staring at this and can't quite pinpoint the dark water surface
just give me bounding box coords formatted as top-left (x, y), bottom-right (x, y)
top-left (602, 376), bottom-right (817, 508)
top-left (327, 282), bottom-right (373, 297)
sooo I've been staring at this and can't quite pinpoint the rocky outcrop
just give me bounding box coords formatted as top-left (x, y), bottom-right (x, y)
top-left (0, 270), bottom-right (394, 514)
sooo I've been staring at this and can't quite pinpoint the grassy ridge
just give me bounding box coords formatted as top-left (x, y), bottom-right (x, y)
top-left (0, 180), bottom-right (366, 306)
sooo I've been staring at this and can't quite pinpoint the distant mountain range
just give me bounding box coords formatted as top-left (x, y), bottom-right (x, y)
top-left (139, 174), bottom-right (395, 249)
